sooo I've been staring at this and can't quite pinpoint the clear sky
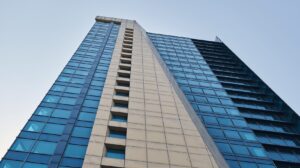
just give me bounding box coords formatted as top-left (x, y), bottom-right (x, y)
top-left (0, 0), bottom-right (299, 159)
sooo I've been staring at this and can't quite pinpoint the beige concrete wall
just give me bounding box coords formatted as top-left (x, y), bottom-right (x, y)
top-left (82, 16), bottom-right (222, 168)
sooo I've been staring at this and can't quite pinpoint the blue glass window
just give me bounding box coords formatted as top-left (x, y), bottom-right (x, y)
top-left (227, 160), bottom-right (240, 168)
top-left (59, 97), bottom-right (77, 105)
top-left (216, 142), bottom-right (232, 153)
top-left (58, 76), bottom-right (71, 82)
top-left (71, 78), bottom-right (85, 84)
top-left (240, 162), bottom-right (258, 168)
top-left (43, 124), bottom-right (65, 135)
top-left (111, 114), bottom-right (127, 122)
top-left (52, 109), bottom-right (72, 119)
top-left (35, 107), bottom-right (52, 116)
top-left (249, 147), bottom-right (266, 157)
top-left (11, 138), bottom-right (35, 152)
top-left (0, 160), bottom-right (22, 168)
top-left (226, 108), bottom-right (240, 116)
top-left (83, 100), bottom-right (99, 108)
top-left (65, 87), bottom-right (82, 94)
top-left (194, 96), bottom-right (207, 103)
top-left (212, 107), bottom-right (226, 114)
top-left (258, 164), bottom-right (276, 168)
top-left (198, 105), bottom-right (212, 112)
top-left (75, 70), bottom-right (89, 76)
top-left (64, 145), bottom-right (86, 158)
top-left (207, 128), bottom-right (224, 138)
top-left (220, 99), bottom-right (233, 105)
top-left (109, 130), bottom-right (126, 139)
top-left (63, 68), bottom-right (75, 74)
top-left (232, 119), bottom-right (247, 127)
top-left (224, 130), bottom-right (240, 139)
top-left (72, 127), bottom-right (91, 138)
top-left (87, 89), bottom-right (102, 96)
top-left (231, 145), bottom-right (249, 155)
top-left (215, 90), bottom-right (227, 96)
top-left (32, 141), bottom-right (57, 155)
top-left (207, 97), bottom-right (221, 104)
top-left (240, 132), bottom-right (257, 141)
top-left (23, 163), bottom-right (47, 168)
top-left (44, 95), bottom-right (60, 103)
top-left (218, 118), bottom-right (233, 126)
top-left (203, 116), bottom-right (218, 124)
top-left (24, 121), bottom-right (45, 132)
top-left (78, 112), bottom-right (95, 121)
top-left (51, 85), bottom-right (66, 92)
top-left (106, 148), bottom-right (125, 159)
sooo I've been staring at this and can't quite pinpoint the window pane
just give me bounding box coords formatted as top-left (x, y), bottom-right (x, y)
top-left (44, 95), bottom-right (60, 103)
top-left (203, 89), bottom-right (215, 95)
top-left (0, 160), bottom-right (22, 168)
top-left (227, 160), bottom-right (240, 168)
top-left (43, 124), bottom-right (65, 135)
top-left (58, 76), bottom-right (71, 82)
top-left (231, 145), bottom-right (249, 155)
top-left (224, 130), bottom-right (240, 139)
top-left (240, 162), bottom-right (258, 168)
top-left (71, 78), bottom-right (84, 84)
top-left (111, 115), bottom-right (127, 122)
top-left (249, 147), bottom-right (267, 157)
top-left (23, 163), bottom-right (47, 168)
top-left (216, 142), bottom-right (232, 153)
top-left (106, 149), bottom-right (125, 159)
top-left (24, 121), bottom-right (45, 132)
top-left (72, 127), bottom-right (91, 138)
top-left (203, 116), bottom-right (218, 124)
top-left (226, 108), bottom-right (240, 116)
top-left (52, 109), bottom-right (72, 119)
top-left (109, 130), bottom-right (126, 139)
top-left (78, 112), bottom-right (95, 121)
top-left (218, 118), bottom-right (233, 126)
top-left (240, 132), bottom-right (257, 141)
top-left (220, 99), bottom-right (233, 105)
top-left (207, 128), bottom-right (224, 138)
top-left (11, 138), bottom-right (35, 152)
top-left (198, 105), bottom-right (212, 112)
top-left (64, 145), bottom-right (86, 158)
top-left (87, 89), bottom-right (101, 96)
top-left (32, 141), bottom-right (57, 155)
top-left (207, 97), bottom-right (221, 104)
top-left (65, 87), bottom-right (82, 94)
top-left (194, 96), bottom-right (207, 103)
top-left (212, 107), bottom-right (226, 114)
top-left (51, 85), bottom-right (66, 92)
top-left (232, 119), bottom-right (247, 127)
top-left (59, 97), bottom-right (77, 105)
top-left (83, 100), bottom-right (99, 108)
top-left (258, 164), bottom-right (276, 168)
top-left (35, 107), bottom-right (52, 116)
top-left (63, 68), bottom-right (75, 74)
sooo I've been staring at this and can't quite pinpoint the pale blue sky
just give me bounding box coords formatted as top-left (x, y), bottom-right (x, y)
top-left (0, 0), bottom-right (299, 158)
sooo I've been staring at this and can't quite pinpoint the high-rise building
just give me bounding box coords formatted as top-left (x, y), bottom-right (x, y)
top-left (0, 16), bottom-right (299, 168)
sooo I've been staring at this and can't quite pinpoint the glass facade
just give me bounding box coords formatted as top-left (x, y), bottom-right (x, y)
top-left (191, 39), bottom-right (300, 168)
top-left (0, 21), bottom-right (120, 168)
top-left (148, 33), bottom-right (287, 168)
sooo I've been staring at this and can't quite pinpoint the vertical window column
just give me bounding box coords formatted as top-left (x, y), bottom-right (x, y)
top-left (101, 28), bottom-right (134, 168)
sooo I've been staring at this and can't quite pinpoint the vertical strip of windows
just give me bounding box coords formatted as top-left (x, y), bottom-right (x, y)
top-left (101, 27), bottom-right (133, 168)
